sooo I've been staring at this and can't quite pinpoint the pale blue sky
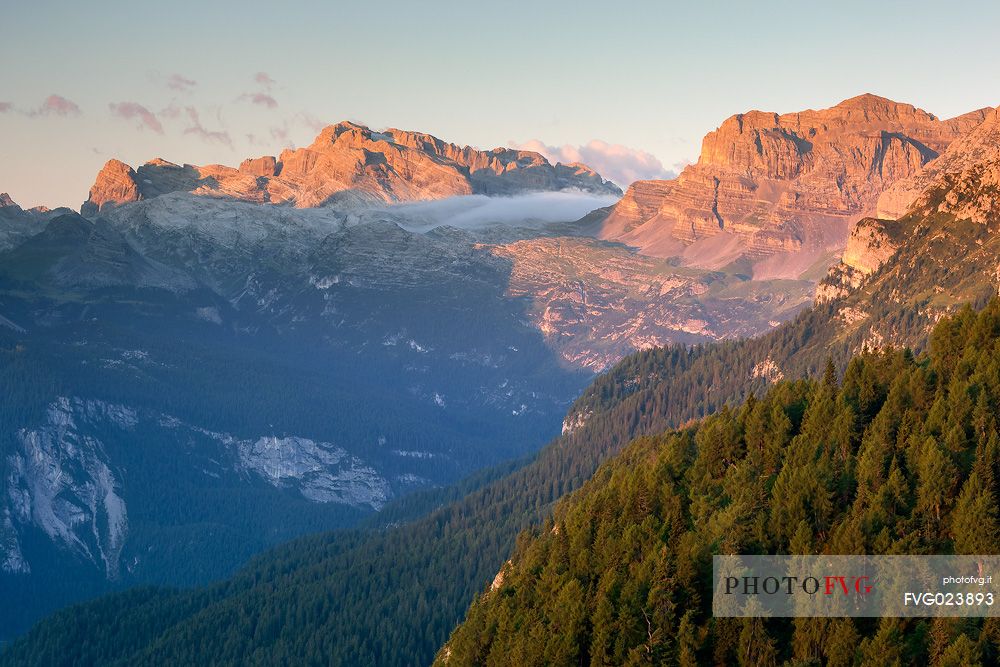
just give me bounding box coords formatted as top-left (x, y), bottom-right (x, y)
top-left (2, 0), bottom-right (998, 208)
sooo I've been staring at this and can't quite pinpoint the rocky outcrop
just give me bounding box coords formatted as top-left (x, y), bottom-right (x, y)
top-left (80, 159), bottom-right (142, 216)
top-left (239, 155), bottom-right (279, 177)
top-left (81, 122), bottom-right (621, 215)
top-left (594, 95), bottom-right (990, 279)
top-left (815, 217), bottom-right (902, 302)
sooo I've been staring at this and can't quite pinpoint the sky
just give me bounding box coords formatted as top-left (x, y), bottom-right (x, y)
top-left (2, 0), bottom-right (999, 209)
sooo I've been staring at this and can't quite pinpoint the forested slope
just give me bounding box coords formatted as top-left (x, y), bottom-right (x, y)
top-left (439, 301), bottom-right (1000, 666)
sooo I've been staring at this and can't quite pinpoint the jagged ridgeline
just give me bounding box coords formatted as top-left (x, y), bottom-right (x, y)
top-left (437, 301), bottom-right (1000, 666)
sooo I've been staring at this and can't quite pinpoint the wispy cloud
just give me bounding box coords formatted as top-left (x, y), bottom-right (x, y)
top-left (296, 111), bottom-right (328, 133)
top-left (270, 124), bottom-right (292, 145)
top-left (28, 94), bottom-right (81, 118)
top-left (167, 73), bottom-right (197, 92)
top-left (239, 72), bottom-right (279, 109)
top-left (254, 72), bottom-right (276, 89)
top-left (239, 92), bottom-right (278, 109)
top-left (109, 101), bottom-right (164, 133)
top-left (513, 139), bottom-right (676, 188)
top-left (182, 107), bottom-right (232, 147)
top-left (0, 102), bottom-right (11, 113)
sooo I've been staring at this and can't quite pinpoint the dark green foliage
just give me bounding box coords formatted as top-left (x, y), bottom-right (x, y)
top-left (437, 301), bottom-right (1000, 665)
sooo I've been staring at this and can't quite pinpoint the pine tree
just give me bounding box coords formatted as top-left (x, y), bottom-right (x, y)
top-left (916, 437), bottom-right (955, 525)
top-left (737, 616), bottom-right (777, 667)
top-left (951, 471), bottom-right (999, 554)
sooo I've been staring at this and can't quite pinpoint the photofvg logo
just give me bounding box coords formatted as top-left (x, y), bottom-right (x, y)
top-left (722, 573), bottom-right (873, 597)
top-left (713, 555), bottom-right (1000, 617)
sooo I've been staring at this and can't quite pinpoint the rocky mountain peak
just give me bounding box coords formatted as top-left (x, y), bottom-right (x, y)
top-left (0, 193), bottom-right (19, 209)
top-left (80, 159), bottom-right (141, 217)
top-left (594, 95), bottom-right (989, 279)
top-left (308, 121), bottom-right (372, 149)
top-left (830, 93), bottom-right (936, 121)
top-left (904, 107), bottom-right (1000, 225)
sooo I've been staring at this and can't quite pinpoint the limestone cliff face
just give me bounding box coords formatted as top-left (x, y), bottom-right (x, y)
top-left (81, 122), bottom-right (621, 215)
top-left (80, 159), bottom-right (142, 216)
top-left (840, 218), bottom-right (900, 275)
top-left (596, 95), bottom-right (989, 278)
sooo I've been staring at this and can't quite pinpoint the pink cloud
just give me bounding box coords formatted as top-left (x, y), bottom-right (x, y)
top-left (240, 92), bottom-right (278, 109)
top-left (109, 102), bottom-right (163, 133)
top-left (0, 102), bottom-right (11, 113)
top-left (29, 94), bottom-right (81, 117)
top-left (182, 107), bottom-right (232, 147)
top-left (513, 139), bottom-right (676, 188)
top-left (167, 74), bottom-right (197, 92)
top-left (254, 72), bottom-right (276, 89)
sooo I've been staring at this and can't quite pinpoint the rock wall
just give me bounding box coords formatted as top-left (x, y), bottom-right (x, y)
top-left (595, 94), bottom-right (990, 278)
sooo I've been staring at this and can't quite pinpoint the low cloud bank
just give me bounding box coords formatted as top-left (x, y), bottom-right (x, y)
top-left (382, 191), bottom-right (621, 231)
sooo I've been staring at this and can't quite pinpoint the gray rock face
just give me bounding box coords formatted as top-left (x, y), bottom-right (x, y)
top-left (3, 213), bottom-right (198, 291)
top-left (0, 179), bottom-right (829, 607)
top-left (4, 398), bottom-right (131, 579)
top-left (235, 436), bottom-right (390, 509)
top-left (170, 423), bottom-right (393, 510)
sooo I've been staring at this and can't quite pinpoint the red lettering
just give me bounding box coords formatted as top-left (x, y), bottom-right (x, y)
top-left (824, 576), bottom-right (848, 595)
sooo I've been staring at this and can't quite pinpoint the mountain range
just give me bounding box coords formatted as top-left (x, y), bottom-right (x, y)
top-left (2, 93), bottom-right (999, 663)
top-left (80, 120), bottom-right (621, 215)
